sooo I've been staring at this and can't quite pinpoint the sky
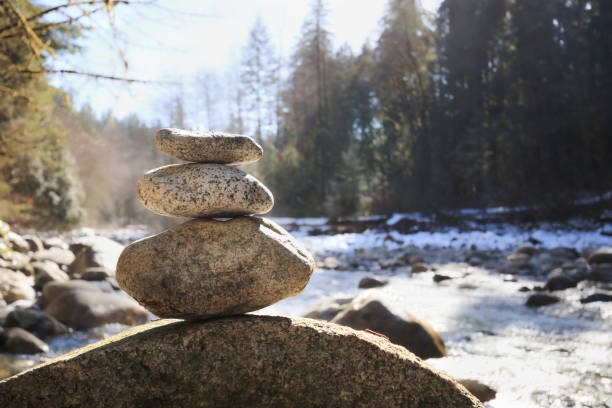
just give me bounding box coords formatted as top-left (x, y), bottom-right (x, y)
top-left (47, 0), bottom-right (442, 123)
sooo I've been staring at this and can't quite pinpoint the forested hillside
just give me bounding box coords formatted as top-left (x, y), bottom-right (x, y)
top-left (261, 0), bottom-right (612, 217)
top-left (1, 0), bottom-right (611, 228)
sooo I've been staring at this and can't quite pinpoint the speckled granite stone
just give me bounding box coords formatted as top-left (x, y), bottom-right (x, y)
top-left (116, 217), bottom-right (314, 319)
top-left (155, 128), bottom-right (263, 164)
top-left (0, 316), bottom-right (482, 408)
top-left (137, 163), bottom-right (273, 218)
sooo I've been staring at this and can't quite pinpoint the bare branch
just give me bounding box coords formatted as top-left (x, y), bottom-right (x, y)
top-left (20, 68), bottom-right (180, 85)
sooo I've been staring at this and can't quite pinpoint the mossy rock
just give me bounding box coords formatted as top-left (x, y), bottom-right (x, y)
top-left (0, 316), bottom-right (482, 407)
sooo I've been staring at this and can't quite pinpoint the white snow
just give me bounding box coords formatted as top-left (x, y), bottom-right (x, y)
top-left (296, 226), bottom-right (612, 255)
top-left (268, 217), bottom-right (328, 226)
top-left (386, 212), bottom-right (433, 225)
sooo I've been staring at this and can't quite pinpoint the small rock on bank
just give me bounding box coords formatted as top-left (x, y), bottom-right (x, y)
top-left (580, 293), bottom-right (612, 304)
top-left (44, 290), bottom-right (149, 330)
top-left (526, 293), bottom-right (560, 308)
top-left (588, 246), bottom-right (612, 264)
top-left (0, 327), bottom-right (49, 354)
top-left (358, 276), bottom-right (388, 289)
top-left (457, 379), bottom-right (497, 403)
top-left (4, 309), bottom-right (68, 339)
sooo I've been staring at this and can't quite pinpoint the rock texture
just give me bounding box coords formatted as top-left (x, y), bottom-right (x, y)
top-left (0, 316), bottom-right (482, 407)
top-left (155, 128), bottom-right (263, 164)
top-left (117, 217), bottom-right (314, 319)
top-left (137, 163), bottom-right (273, 218)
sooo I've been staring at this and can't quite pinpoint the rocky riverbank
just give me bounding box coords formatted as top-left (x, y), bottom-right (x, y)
top-left (2, 216), bottom-right (611, 406)
top-left (1, 219), bottom-right (150, 376)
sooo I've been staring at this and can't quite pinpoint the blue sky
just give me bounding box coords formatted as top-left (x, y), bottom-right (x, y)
top-left (47, 0), bottom-right (441, 123)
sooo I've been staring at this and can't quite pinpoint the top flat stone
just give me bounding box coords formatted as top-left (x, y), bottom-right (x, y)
top-left (155, 128), bottom-right (263, 164)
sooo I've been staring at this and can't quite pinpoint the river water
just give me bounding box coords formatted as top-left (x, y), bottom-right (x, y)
top-left (2, 218), bottom-right (611, 407)
top-left (261, 265), bottom-right (611, 408)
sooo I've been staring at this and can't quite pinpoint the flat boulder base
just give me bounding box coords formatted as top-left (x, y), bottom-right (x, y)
top-left (116, 217), bottom-right (314, 319)
top-left (138, 163), bottom-right (274, 218)
top-left (155, 128), bottom-right (263, 164)
top-left (0, 316), bottom-right (482, 408)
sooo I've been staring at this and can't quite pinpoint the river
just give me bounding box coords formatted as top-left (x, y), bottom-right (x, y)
top-left (2, 217), bottom-right (611, 407)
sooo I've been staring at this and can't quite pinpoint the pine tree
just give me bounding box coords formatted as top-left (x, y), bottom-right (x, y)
top-left (241, 16), bottom-right (278, 142)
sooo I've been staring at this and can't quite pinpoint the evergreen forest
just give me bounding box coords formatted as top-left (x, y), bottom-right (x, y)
top-left (1, 0), bottom-right (611, 228)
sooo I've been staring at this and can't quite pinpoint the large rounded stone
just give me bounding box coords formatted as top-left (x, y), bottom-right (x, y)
top-left (138, 163), bottom-right (274, 218)
top-left (44, 290), bottom-right (149, 330)
top-left (331, 298), bottom-right (447, 359)
top-left (155, 128), bottom-right (263, 164)
top-left (0, 317), bottom-right (482, 407)
top-left (116, 217), bottom-right (314, 319)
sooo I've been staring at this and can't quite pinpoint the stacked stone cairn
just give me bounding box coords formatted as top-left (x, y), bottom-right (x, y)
top-left (116, 128), bottom-right (315, 319)
top-left (1, 129), bottom-right (483, 406)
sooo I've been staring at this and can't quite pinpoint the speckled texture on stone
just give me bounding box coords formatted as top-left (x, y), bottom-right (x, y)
top-left (0, 316), bottom-right (482, 408)
top-left (116, 217), bottom-right (315, 319)
top-left (155, 128), bottom-right (263, 164)
top-left (138, 163), bottom-right (274, 218)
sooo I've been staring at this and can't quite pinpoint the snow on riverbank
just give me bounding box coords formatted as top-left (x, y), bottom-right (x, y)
top-left (296, 225), bottom-right (612, 255)
top-left (84, 215), bottom-right (612, 255)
